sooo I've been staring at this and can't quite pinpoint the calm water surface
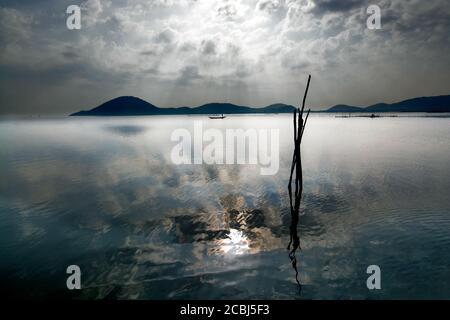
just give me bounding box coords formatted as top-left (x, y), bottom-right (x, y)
top-left (1, 114), bottom-right (450, 299)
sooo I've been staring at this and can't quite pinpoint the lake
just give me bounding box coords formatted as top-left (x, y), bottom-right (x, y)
top-left (1, 114), bottom-right (450, 299)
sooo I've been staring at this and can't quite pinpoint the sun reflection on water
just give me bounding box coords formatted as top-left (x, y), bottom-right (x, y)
top-left (220, 228), bottom-right (250, 255)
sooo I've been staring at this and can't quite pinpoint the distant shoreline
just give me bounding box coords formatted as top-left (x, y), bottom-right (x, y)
top-left (1, 112), bottom-right (450, 120)
top-left (70, 111), bottom-right (450, 116)
top-left (70, 95), bottom-right (450, 116)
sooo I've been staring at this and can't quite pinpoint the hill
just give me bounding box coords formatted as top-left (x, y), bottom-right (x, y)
top-left (70, 94), bottom-right (450, 116)
top-left (71, 98), bottom-right (296, 116)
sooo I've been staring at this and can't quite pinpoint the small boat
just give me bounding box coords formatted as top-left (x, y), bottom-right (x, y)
top-left (209, 113), bottom-right (226, 119)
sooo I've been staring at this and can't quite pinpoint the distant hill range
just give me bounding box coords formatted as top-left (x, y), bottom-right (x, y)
top-left (326, 95), bottom-right (450, 113)
top-left (70, 95), bottom-right (450, 116)
top-left (70, 97), bottom-right (296, 116)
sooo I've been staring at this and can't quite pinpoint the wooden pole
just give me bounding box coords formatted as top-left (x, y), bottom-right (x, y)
top-left (288, 74), bottom-right (311, 292)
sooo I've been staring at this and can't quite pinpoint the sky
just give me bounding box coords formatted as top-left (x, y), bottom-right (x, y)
top-left (0, 0), bottom-right (449, 115)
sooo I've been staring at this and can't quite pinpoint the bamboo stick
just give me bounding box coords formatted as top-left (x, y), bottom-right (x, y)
top-left (288, 75), bottom-right (311, 292)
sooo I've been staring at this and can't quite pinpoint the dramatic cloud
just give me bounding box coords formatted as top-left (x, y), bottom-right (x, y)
top-left (0, 0), bottom-right (449, 114)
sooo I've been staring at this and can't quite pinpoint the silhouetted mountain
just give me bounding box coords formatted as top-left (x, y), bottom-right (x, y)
top-left (326, 105), bottom-right (364, 112)
top-left (260, 103), bottom-right (299, 113)
top-left (364, 103), bottom-right (390, 112)
top-left (326, 95), bottom-right (450, 113)
top-left (71, 96), bottom-right (161, 116)
top-left (70, 94), bottom-right (450, 116)
top-left (71, 97), bottom-right (296, 116)
top-left (189, 103), bottom-right (254, 114)
top-left (366, 96), bottom-right (450, 112)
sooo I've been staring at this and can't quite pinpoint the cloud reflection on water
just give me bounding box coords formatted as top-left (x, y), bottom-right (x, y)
top-left (1, 115), bottom-right (450, 299)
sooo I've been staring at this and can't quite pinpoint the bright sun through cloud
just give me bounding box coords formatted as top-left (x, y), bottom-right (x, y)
top-left (2, 0), bottom-right (449, 115)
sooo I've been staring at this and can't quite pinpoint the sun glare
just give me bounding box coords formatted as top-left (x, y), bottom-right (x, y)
top-left (221, 228), bottom-right (250, 255)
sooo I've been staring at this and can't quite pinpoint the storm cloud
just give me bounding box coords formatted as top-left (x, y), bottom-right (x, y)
top-left (0, 0), bottom-right (449, 114)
